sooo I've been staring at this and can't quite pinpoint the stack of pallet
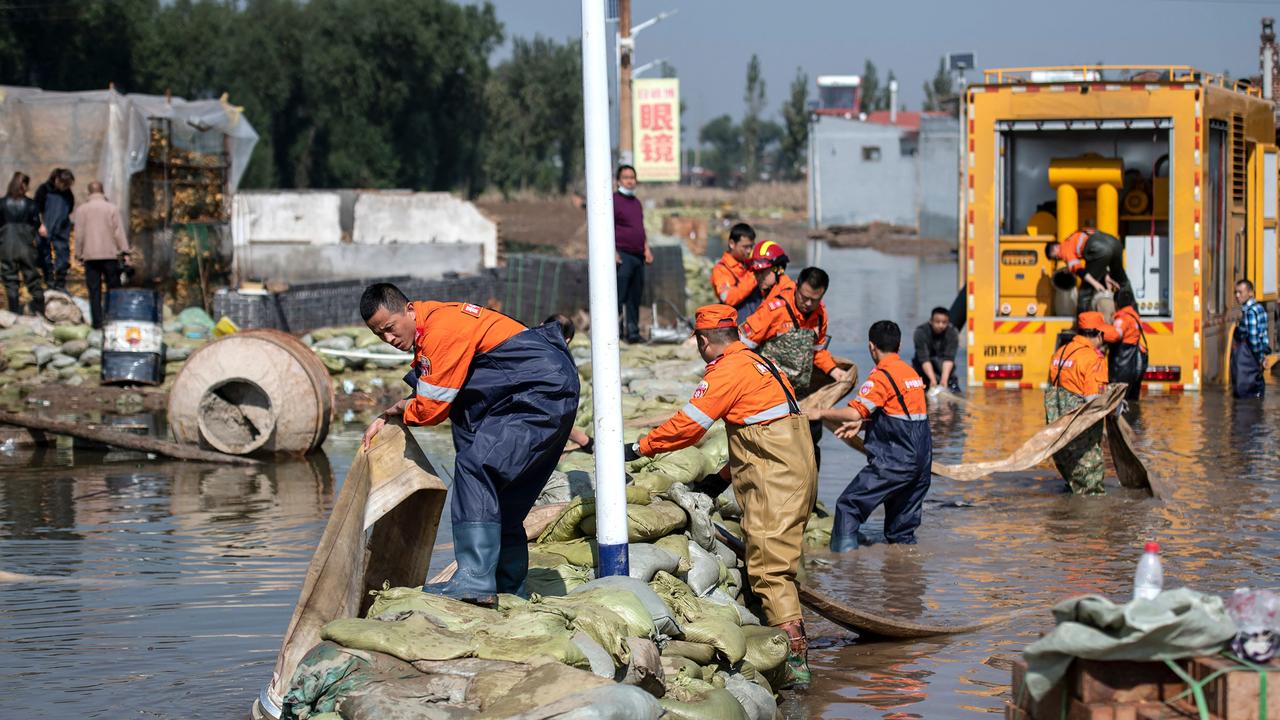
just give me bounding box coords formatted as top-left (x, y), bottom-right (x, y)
top-left (1008, 655), bottom-right (1280, 719)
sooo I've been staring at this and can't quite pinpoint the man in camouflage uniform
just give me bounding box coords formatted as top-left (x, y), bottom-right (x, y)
top-left (1044, 311), bottom-right (1116, 494)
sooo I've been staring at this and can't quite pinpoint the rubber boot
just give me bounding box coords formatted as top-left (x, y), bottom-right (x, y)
top-left (777, 618), bottom-right (811, 690)
top-left (495, 543), bottom-right (529, 598)
top-left (423, 521), bottom-right (500, 606)
top-left (830, 533), bottom-right (859, 552)
top-left (5, 289), bottom-right (20, 314)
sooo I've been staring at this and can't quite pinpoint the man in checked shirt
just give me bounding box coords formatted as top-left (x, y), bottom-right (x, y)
top-left (1231, 279), bottom-right (1271, 398)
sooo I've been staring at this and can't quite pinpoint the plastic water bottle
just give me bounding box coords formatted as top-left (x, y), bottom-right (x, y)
top-left (1133, 541), bottom-right (1163, 601)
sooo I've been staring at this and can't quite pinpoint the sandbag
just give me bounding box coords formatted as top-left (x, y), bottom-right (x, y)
top-left (578, 499), bottom-right (686, 542)
top-left (684, 541), bottom-right (722, 597)
top-left (472, 658), bottom-right (613, 717)
top-left (709, 539), bottom-right (737, 568)
top-left (660, 640), bottom-right (718, 665)
top-left (740, 625), bottom-right (788, 673)
top-left (556, 584), bottom-right (655, 639)
top-left (803, 513), bottom-right (834, 547)
top-left (680, 617), bottom-right (747, 664)
top-left (649, 571), bottom-right (740, 628)
top-left (538, 489), bottom-right (653, 544)
top-left (320, 617), bottom-right (474, 662)
top-left (696, 425), bottom-right (729, 471)
top-left (536, 538), bottom-right (597, 567)
top-left (627, 543), bottom-right (679, 583)
top-left (707, 588), bottom-right (759, 626)
top-left (281, 641), bottom-right (453, 720)
top-left (535, 597), bottom-right (634, 663)
top-left (527, 564), bottom-right (595, 597)
top-left (666, 483), bottom-right (715, 551)
top-left (473, 632), bottom-right (587, 669)
top-left (571, 575), bottom-right (680, 638)
top-left (510, 683), bottom-right (664, 720)
top-left (572, 632), bottom-right (617, 678)
top-left (653, 534), bottom-right (692, 571)
top-left (719, 671), bottom-right (777, 720)
top-left (659, 688), bottom-right (749, 720)
top-left (365, 586), bottom-right (501, 629)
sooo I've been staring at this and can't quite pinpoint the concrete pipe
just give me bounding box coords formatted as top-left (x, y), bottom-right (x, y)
top-left (168, 330), bottom-right (334, 456)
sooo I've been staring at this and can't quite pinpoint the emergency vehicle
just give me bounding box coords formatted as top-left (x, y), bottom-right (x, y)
top-left (962, 65), bottom-right (1278, 391)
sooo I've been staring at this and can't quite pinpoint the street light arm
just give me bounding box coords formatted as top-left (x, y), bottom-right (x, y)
top-left (631, 8), bottom-right (678, 36)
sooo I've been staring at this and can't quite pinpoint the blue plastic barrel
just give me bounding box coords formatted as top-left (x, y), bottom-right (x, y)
top-left (101, 289), bottom-right (166, 386)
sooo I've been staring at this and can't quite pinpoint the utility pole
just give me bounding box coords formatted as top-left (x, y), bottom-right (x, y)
top-left (617, 0), bottom-right (633, 165)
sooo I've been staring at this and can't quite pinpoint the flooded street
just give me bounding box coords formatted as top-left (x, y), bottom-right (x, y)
top-left (3, 246), bottom-right (1278, 718)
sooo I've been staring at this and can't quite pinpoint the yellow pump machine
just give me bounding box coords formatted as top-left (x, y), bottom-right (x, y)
top-left (963, 66), bottom-right (1279, 391)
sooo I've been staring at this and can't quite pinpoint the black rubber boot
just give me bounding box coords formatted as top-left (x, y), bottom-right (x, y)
top-left (495, 543), bottom-right (529, 598)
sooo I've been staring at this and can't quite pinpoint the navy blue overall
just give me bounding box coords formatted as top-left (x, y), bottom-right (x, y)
top-left (832, 371), bottom-right (933, 545)
top-left (443, 322), bottom-right (579, 546)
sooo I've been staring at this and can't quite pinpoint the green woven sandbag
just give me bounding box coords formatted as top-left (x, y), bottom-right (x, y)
top-left (660, 640), bottom-right (718, 665)
top-left (474, 632), bottom-right (588, 669)
top-left (696, 425), bottom-right (729, 471)
top-left (529, 548), bottom-right (571, 569)
top-left (533, 598), bottom-right (632, 663)
top-left (654, 534), bottom-right (692, 569)
top-left (320, 617), bottom-right (473, 662)
top-left (579, 499), bottom-right (686, 542)
top-left (52, 325), bottom-right (91, 342)
top-left (804, 513), bottom-right (834, 547)
top-left (741, 625), bottom-right (789, 673)
top-left (679, 618), bottom-right (746, 665)
top-left (631, 469), bottom-right (677, 494)
top-left (537, 538), bottom-right (597, 567)
top-left (365, 585), bottom-right (501, 630)
top-left (546, 586), bottom-right (655, 639)
top-left (538, 488), bottom-right (653, 544)
top-left (526, 564), bottom-right (594, 597)
top-left (660, 688), bottom-right (749, 720)
top-left (643, 446), bottom-right (708, 485)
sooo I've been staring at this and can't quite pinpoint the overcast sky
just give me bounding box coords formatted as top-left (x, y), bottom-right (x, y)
top-left (471, 0), bottom-right (1274, 137)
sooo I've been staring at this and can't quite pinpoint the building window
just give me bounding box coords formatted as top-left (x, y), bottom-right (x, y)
top-left (899, 137), bottom-right (918, 157)
top-left (861, 146), bottom-right (881, 162)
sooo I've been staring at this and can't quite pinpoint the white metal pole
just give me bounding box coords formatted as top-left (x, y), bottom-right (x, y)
top-left (581, 0), bottom-right (629, 577)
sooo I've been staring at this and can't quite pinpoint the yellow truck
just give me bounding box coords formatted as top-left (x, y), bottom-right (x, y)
top-left (963, 66), bottom-right (1278, 391)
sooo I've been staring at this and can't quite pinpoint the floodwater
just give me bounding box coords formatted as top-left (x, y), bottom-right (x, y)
top-left (2, 245), bottom-right (1278, 719)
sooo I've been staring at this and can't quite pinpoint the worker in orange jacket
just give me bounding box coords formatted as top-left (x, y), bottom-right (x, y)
top-left (629, 304), bottom-right (818, 688)
top-left (711, 222), bottom-right (762, 318)
top-left (360, 283), bottom-right (579, 605)
top-left (740, 261), bottom-right (849, 469)
top-left (1045, 227), bottom-right (1132, 315)
top-left (807, 320), bottom-right (932, 550)
top-left (1108, 289), bottom-right (1147, 401)
top-left (1045, 311), bottom-right (1117, 495)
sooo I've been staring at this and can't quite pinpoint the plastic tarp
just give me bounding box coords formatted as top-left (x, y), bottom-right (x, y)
top-left (0, 86), bottom-right (258, 212)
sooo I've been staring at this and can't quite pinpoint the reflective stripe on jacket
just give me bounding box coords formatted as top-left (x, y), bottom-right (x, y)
top-left (738, 275), bottom-right (836, 374)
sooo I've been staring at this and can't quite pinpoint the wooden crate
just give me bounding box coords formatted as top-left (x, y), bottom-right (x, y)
top-left (1067, 699), bottom-right (1169, 720)
top-left (1071, 659), bottom-right (1187, 704)
top-left (1012, 658), bottom-right (1068, 719)
top-left (1184, 655), bottom-right (1280, 720)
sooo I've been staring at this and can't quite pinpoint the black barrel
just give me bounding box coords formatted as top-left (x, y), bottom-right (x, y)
top-left (101, 289), bottom-right (166, 386)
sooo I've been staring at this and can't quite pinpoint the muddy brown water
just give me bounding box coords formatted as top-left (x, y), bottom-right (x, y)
top-left (2, 247), bottom-right (1278, 718)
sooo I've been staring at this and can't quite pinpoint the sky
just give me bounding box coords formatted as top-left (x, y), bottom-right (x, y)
top-left (468, 0), bottom-right (1275, 137)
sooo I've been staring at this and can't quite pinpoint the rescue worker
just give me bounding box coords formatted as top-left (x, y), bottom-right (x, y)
top-left (1044, 311), bottom-right (1118, 495)
top-left (808, 321), bottom-right (931, 550)
top-left (360, 284), bottom-right (579, 605)
top-left (546, 313), bottom-right (594, 453)
top-left (628, 304), bottom-right (818, 688)
top-left (1108, 289), bottom-right (1148, 401)
top-left (740, 263), bottom-right (849, 469)
top-left (711, 222), bottom-right (762, 319)
top-left (1045, 227), bottom-right (1132, 316)
top-left (0, 172), bottom-right (45, 315)
top-left (1231, 279), bottom-right (1269, 399)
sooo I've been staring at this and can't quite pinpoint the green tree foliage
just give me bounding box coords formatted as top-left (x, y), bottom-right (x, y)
top-left (778, 68), bottom-right (809, 181)
top-left (483, 36), bottom-right (583, 197)
top-left (699, 114), bottom-right (741, 182)
top-left (860, 60), bottom-right (880, 112)
top-left (740, 54), bottom-right (766, 181)
top-left (0, 0), bottom-right (504, 193)
top-left (923, 57), bottom-right (955, 113)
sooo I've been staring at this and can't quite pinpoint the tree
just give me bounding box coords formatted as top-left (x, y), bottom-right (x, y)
top-left (699, 114), bottom-right (741, 182)
top-left (922, 57), bottom-right (955, 113)
top-left (861, 60), bottom-right (880, 112)
top-left (482, 36), bottom-right (582, 196)
top-left (741, 54), bottom-right (766, 182)
top-left (779, 68), bottom-right (809, 180)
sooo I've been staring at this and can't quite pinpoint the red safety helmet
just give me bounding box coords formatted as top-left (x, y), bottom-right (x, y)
top-left (747, 240), bottom-right (789, 272)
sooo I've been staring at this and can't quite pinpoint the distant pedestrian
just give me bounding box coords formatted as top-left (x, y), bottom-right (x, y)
top-left (1231, 279), bottom-right (1269, 399)
top-left (34, 168), bottom-right (75, 291)
top-left (614, 164), bottom-right (651, 343)
top-left (71, 181), bottom-right (131, 329)
top-left (912, 307), bottom-right (961, 395)
top-left (0, 172), bottom-right (45, 315)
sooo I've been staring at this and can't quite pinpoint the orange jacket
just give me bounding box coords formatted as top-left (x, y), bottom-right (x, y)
top-left (639, 341), bottom-right (797, 456)
top-left (1059, 231), bottom-right (1090, 271)
top-left (738, 275), bottom-right (837, 374)
top-left (403, 301), bottom-right (525, 426)
top-left (1112, 306), bottom-right (1147, 351)
top-left (849, 353), bottom-right (927, 420)
top-left (1047, 335), bottom-right (1108, 397)
top-left (711, 252), bottom-right (758, 307)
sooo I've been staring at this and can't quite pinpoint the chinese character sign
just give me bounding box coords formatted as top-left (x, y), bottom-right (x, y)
top-left (632, 78), bottom-right (680, 182)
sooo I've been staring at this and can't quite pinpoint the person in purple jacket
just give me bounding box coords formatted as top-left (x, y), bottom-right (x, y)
top-left (613, 164), bottom-right (652, 343)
